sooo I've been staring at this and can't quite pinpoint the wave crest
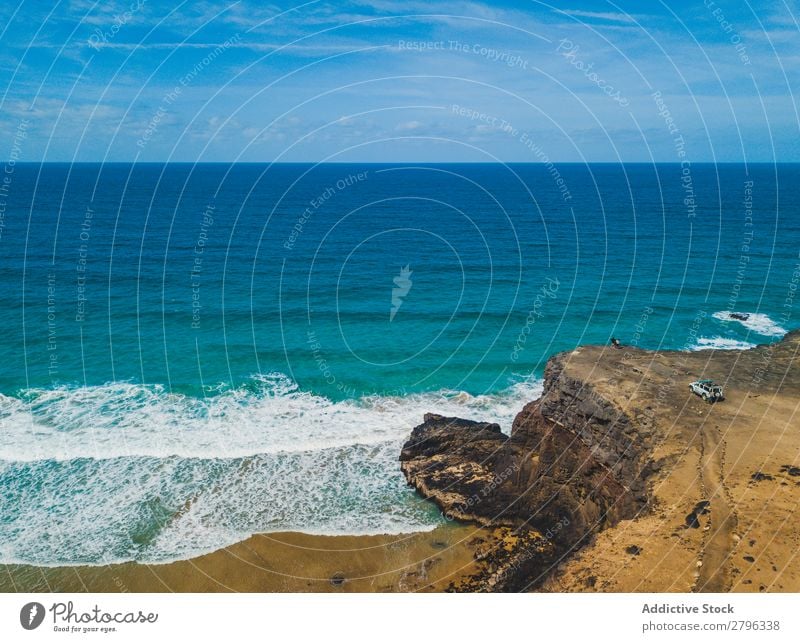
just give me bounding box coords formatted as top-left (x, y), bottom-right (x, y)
top-left (712, 311), bottom-right (786, 337)
top-left (692, 337), bottom-right (758, 351)
top-left (0, 375), bottom-right (543, 565)
top-left (0, 374), bottom-right (541, 462)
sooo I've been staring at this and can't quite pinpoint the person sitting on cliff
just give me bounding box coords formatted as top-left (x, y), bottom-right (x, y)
top-left (610, 337), bottom-right (622, 348)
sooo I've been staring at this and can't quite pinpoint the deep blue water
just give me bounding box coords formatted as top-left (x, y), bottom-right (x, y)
top-left (1, 163), bottom-right (798, 564)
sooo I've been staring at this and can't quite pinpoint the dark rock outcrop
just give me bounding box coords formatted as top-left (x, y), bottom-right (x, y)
top-left (400, 351), bottom-right (657, 590)
top-left (400, 414), bottom-right (509, 523)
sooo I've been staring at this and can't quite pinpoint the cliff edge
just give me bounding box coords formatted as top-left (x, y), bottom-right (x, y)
top-left (401, 330), bottom-right (800, 592)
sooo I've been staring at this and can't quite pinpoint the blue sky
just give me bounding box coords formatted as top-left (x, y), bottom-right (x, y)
top-left (1, 0), bottom-right (798, 162)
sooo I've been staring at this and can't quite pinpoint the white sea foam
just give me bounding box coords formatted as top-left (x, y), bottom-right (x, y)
top-left (712, 311), bottom-right (786, 337)
top-left (0, 375), bottom-right (543, 565)
top-left (0, 443), bottom-right (436, 565)
top-left (692, 337), bottom-right (758, 351)
top-left (0, 374), bottom-right (541, 462)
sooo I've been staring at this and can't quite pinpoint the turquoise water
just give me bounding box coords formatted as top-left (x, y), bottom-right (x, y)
top-left (1, 163), bottom-right (798, 564)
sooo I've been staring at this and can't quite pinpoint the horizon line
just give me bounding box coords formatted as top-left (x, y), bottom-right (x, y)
top-left (12, 161), bottom-right (800, 165)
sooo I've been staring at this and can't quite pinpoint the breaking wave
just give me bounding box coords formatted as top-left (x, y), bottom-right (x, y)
top-left (712, 311), bottom-right (787, 337)
top-left (0, 374), bottom-right (542, 565)
top-left (692, 337), bottom-right (758, 351)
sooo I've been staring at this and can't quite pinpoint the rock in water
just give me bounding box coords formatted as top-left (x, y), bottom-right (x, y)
top-left (400, 414), bottom-right (508, 523)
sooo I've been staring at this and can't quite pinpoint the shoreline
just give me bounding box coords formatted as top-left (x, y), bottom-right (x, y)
top-left (0, 524), bottom-right (486, 592)
top-left (3, 330), bottom-right (800, 593)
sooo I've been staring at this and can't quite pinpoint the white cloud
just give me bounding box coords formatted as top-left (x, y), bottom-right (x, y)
top-left (559, 9), bottom-right (638, 24)
top-left (395, 120), bottom-right (422, 131)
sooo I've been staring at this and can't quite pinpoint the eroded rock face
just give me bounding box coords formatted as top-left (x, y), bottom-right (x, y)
top-left (400, 414), bottom-right (509, 523)
top-left (400, 352), bottom-right (655, 590)
top-left (534, 357), bottom-right (655, 502)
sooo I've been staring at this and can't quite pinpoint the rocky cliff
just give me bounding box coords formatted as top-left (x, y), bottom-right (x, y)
top-left (402, 331), bottom-right (800, 592)
top-left (400, 350), bottom-right (657, 590)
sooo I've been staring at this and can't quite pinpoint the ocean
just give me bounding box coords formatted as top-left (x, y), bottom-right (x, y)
top-left (1, 162), bottom-right (798, 565)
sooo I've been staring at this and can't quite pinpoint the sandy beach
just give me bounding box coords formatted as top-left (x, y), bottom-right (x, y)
top-left (0, 524), bottom-right (486, 592)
